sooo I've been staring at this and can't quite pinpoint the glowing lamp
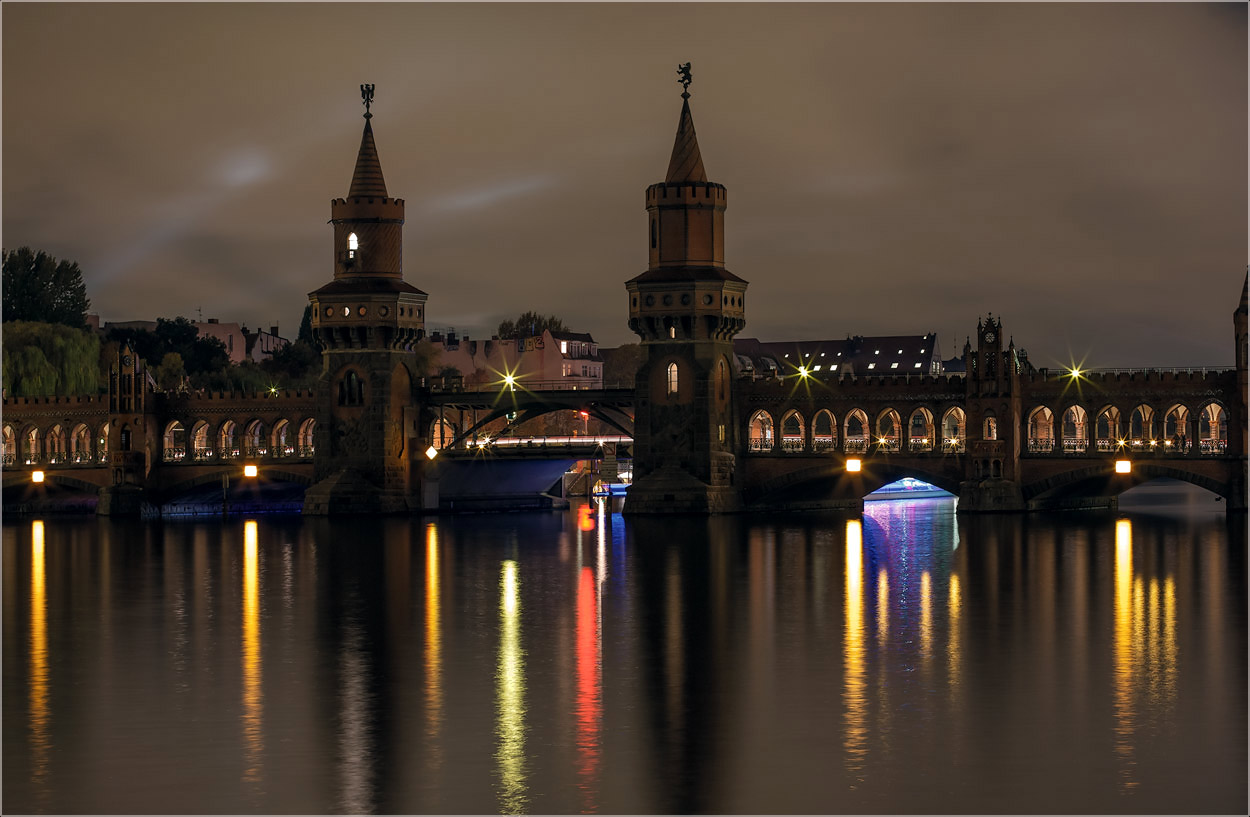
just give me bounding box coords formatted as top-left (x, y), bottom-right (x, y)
top-left (798, 366), bottom-right (809, 378)
top-left (31, 470), bottom-right (45, 483)
top-left (1115, 460), bottom-right (1131, 474)
top-left (846, 458), bottom-right (862, 473)
top-left (243, 464), bottom-right (258, 478)
top-left (425, 446), bottom-right (439, 460)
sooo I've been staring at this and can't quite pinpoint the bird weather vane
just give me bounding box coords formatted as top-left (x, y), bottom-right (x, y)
top-left (677, 62), bottom-right (692, 99)
top-left (361, 84), bottom-right (375, 119)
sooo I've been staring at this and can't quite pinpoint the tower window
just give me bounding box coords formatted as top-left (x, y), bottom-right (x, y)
top-left (650, 220), bottom-right (657, 249)
top-left (669, 326), bottom-right (676, 339)
top-left (667, 362), bottom-right (679, 395)
top-left (348, 232), bottom-right (358, 259)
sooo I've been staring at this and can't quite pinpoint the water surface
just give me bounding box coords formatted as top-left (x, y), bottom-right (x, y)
top-left (3, 493), bottom-right (1245, 813)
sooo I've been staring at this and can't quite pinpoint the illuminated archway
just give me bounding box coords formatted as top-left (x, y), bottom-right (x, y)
top-left (1197, 402), bottom-right (1227, 454)
top-left (70, 423), bottom-right (93, 464)
top-left (44, 424), bottom-right (66, 465)
top-left (748, 410), bottom-right (775, 452)
top-left (941, 407), bottom-right (966, 452)
top-left (875, 409), bottom-right (901, 452)
top-left (297, 418), bottom-right (316, 457)
top-left (1062, 405), bottom-right (1089, 453)
top-left (1028, 406), bottom-right (1055, 452)
top-left (1095, 405), bottom-right (1122, 452)
top-left (163, 421), bottom-right (186, 462)
top-left (781, 410), bottom-right (805, 452)
top-left (813, 410), bottom-right (837, 453)
top-left (218, 421), bottom-right (239, 459)
top-left (844, 409), bottom-right (869, 453)
top-left (907, 407), bottom-right (935, 452)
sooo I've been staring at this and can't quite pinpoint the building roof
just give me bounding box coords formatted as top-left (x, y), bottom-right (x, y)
top-left (309, 277), bottom-right (427, 297)
top-left (549, 330), bottom-right (596, 344)
top-left (665, 97), bottom-right (707, 184)
top-left (734, 334), bottom-right (941, 376)
top-left (347, 119), bottom-right (388, 199)
top-left (626, 264), bottom-right (747, 285)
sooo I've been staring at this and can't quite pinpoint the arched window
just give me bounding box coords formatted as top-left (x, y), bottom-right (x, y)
top-left (298, 418), bottom-right (316, 457)
top-left (1028, 407), bottom-right (1055, 452)
top-left (666, 362), bottom-right (678, 395)
top-left (747, 410), bottom-right (774, 452)
top-left (983, 414), bottom-right (997, 441)
top-left (163, 421), bottom-right (186, 462)
top-left (668, 326), bottom-right (676, 340)
top-left (70, 423), bottom-right (92, 464)
top-left (2, 424), bottom-right (16, 466)
top-left (348, 232), bottom-right (358, 259)
top-left (339, 371), bottom-right (364, 406)
top-left (650, 220), bottom-right (657, 249)
top-left (717, 359), bottom-right (727, 401)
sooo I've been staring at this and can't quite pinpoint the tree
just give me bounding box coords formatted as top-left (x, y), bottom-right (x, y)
top-left (104, 316), bottom-right (229, 378)
top-left (153, 352), bottom-right (187, 392)
top-left (601, 343), bottom-right (647, 386)
top-left (297, 305), bottom-right (314, 344)
top-left (260, 339), bottom-right (321, 389)
top-left (496, 311), bottom-right (568, 340)
top-left (2, 247), bottom-right (91, 328)
top-left (2, 321), bottom-right (100, 397)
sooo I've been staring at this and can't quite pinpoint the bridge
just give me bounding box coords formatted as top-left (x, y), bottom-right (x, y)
top-left (3, 82), bottom-right (1245, 515)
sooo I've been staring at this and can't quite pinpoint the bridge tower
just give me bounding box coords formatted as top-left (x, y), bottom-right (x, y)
top-left (304, 86), bottom-right (430, 514)
top-left (959, 315), bottom-right (1027, 511)
top-left (97, 343), bottom-right (154, 515)
top-left (624, 67), bottom-right (748, 513)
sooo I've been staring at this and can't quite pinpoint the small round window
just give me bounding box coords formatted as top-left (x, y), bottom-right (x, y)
top-left (324, 307), bottom-right (333, 317)
top-left (662, 294), bottom-right (672, 306)
top-left (680, 293), bottom-right (691, 306)
top-left (379, 306), bottom-right (389, 317)
top-left (342, 306), bottom-right (350, 317)
top-left (645, 295), bottom-right (655, 306)
top-left (703, 294), bottom-right (713, 305)
top-left (358, 306), bottom-right (367, 316)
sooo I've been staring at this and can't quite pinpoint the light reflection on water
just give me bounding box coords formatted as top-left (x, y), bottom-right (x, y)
top-left (2, 497), bottom-right (1245, 814)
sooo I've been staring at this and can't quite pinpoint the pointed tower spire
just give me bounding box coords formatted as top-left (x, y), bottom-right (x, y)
top-left (665, 63), bottom-right (707, 183)
top-left (347, 84), bottom-right (387, 198)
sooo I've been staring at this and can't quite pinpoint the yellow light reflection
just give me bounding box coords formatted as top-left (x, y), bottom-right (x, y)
top-left (242, 520), bottom-right (263, 785)
top-left (948, 572), bottom-right (962, 697)
top-left (843, 520), bottom-right (867, 784)
top-left (1112, 519), bottom-right (1137, 792)
top-left (496, 560), bottom-right (527, 814)
top-left (29, 520), bottom-right (50, 796)
top-left (876, 569), bottom-right (889, 644)
top-left (920, 571), bottom-right (932, 660)
top-left (424, 524), bottom-right (443, 772)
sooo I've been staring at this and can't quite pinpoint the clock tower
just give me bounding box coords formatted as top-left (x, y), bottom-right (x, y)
top-left (623, 66), bottom-right (747, 514)
top-left (960, 314), bottom-right (1025, 510)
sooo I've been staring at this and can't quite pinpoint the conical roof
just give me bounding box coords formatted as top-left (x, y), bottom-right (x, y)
top-left (665, 98), bottom-right (707, 183)
top-left (347, 119), bottom-right (388, 199)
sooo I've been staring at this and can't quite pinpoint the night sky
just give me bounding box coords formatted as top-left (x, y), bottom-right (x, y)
top-left (3, 3), bottom-right (1245, 368)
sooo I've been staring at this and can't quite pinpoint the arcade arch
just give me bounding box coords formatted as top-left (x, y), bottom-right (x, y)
top-left (748, 410), bottom-right (774, 452)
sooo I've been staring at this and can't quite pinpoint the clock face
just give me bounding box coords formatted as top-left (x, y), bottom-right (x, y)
top-left (984, 331), bottom-right (996, 344)
top-left (122, 355), bottom-right (133, 367)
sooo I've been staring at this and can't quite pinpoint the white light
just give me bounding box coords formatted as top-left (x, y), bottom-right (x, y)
top-left (914, 363), bottom-right (922, 368)
top-left (846, 458), bottom-right (862, 473)
top-left (31, 470), bottom-right (44, 483)
top-left (426, 446), bottom-right (439, 460)
top-left (1115, 460), bottom-right (1131, 474)
top-left (243, 464), bottom-right (258, 478)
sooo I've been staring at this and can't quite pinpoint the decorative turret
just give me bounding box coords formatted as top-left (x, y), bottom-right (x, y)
top-left (304, 85), bottom-right (430, 515)
top-left (627, 63), bottom-right (747, 345)
top-left (624, 65), bottom-right (745, 514)
top-left (310, 85), bottom-right (428, 353)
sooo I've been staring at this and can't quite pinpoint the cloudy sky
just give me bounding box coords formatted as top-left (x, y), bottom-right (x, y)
top-left (3, 2), bottom-right (1245, 368)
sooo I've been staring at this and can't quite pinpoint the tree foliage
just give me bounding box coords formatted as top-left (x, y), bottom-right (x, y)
top-left (601, 343), bottom-right (647, 386)
top-left (260, 339), bottom-right (321, 389)
top-left (105, 316), bottom-right (229, 379)
top-left (496, 311), bottom-right (568, 340)
top-left (2, 247), bottom-right (92, 328)
top-left (2, 321), bottom-right (100, 397)
top-left (153, 353), bottom-right (187, 392)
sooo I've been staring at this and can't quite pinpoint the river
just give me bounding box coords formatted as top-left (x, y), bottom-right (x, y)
top-left (3, 484), bottom-right (1245, 814)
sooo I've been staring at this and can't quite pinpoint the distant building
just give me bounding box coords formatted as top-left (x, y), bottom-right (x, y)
top-left (733, 333), bottom-right (944, 379)
top-left (243, 325), bottom-right (290, 363)
top-left (429, 327), bottom-right (603, 389)
top-left (100, 317), bottom-right (286, 365)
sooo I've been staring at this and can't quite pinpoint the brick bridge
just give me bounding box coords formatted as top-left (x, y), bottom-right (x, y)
top-left (3, 84), bottom-right (1245, 515)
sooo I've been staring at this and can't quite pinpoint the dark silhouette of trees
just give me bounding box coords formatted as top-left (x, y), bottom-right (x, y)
top-left (2, 247), bottom-right (91, 328)
top-left (105, 317), bottom-right (229, 386)
top-left (497, 311), bottom-right (568, 339)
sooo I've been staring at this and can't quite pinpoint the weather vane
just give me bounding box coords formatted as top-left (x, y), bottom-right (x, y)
top-left (361, 84), bottom-right (375, 119)
top-left (677, 62), bottom-right (692, 99)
